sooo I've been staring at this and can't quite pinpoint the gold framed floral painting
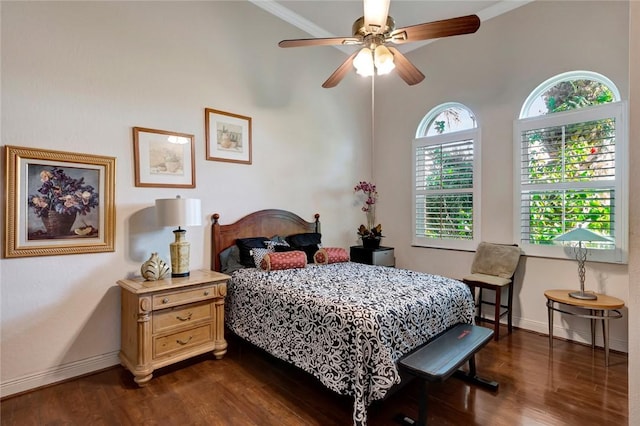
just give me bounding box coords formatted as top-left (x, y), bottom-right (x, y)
top-left (4, 145), bottom-right (116, 258)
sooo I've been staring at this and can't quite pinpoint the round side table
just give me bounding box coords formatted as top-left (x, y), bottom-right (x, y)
top-left (544, 289), bottom-right (624, 366)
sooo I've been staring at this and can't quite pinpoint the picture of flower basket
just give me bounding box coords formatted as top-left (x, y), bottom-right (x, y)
top-left (28, 166), bottom-right (99, 239)
top-left (40, 211), bottom-right (78, 237)
top-left (4, 145), bottom-right (115, 258)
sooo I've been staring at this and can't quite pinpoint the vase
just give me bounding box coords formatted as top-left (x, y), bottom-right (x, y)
top-left (366, 205), bottom-right (376, 232)
top-left (362, 237), bottom-right (381, 249)
top-left (141, 252), bottom-right (170, 281)
top-left (41, 211), bottom-right (77, 237)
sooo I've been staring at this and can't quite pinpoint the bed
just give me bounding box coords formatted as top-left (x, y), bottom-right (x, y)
top-left (210, 209), bottom-right (475, 426)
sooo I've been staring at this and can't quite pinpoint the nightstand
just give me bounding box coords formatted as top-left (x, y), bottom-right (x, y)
top-left (350, 245), bottom-right (395, 267)
top-left (118, 269), bottom-right (230, 386)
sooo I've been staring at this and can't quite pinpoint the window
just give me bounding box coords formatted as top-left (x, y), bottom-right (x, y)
top-left (515, 71), bottom-right (627, 263)
top-left (413, 103), bottom-right (480, 250)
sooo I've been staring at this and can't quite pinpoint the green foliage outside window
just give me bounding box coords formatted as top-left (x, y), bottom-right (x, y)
top-left (523, 79), bottom-right (616, 246)
top-left (420, 143), bottom-right (474, 240)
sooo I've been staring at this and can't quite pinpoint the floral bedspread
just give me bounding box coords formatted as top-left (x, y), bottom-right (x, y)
top-left (225, 262), bottom-right (475, 426)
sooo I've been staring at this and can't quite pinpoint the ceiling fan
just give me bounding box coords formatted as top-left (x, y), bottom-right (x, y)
top-left (278, 0), bottom-right (481, 88)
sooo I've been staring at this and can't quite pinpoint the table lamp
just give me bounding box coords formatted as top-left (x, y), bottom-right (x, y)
top-left (155, 196), bottom-right (202, 277)
top-left (554, 225), bottom-right (612, 300)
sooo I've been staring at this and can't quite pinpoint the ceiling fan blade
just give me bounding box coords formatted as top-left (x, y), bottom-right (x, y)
top-left (364, 0), bottom-right (390, 33)
top-left (389, 14), bottom-right (480, 44)
top-left (322, 51), bottom-right (359, 88)
top-left (279, 37), bottom-right (361, 48)
top-left (387, 47), bottom-right (425, 86)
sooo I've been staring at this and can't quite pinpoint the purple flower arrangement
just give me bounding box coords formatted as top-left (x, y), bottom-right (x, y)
top-left (30, 167), bottom-right (99, 218)
top-left (354, 181), bottom-right (378, 212)
top-left (354, 181), bottom-right (382, 240)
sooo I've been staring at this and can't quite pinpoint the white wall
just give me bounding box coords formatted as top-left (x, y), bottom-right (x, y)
top-left (375, 0), bottom-right (630, 351)
top-left (0, 1), bottom-right (372, 396)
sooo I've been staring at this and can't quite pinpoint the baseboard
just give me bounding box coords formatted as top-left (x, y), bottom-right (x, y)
top-left (513, 317), bottom-right (628, 353)
top-left (0, 350), bottom-right (120, 399)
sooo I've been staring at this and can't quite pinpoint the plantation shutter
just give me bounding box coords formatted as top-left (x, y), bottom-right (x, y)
top-left (517, 104), bottom-right (619, 249)
top-left (415, 139), bottom-right (474, 240)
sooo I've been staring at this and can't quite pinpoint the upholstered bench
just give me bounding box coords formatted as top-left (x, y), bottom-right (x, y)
top-left (397, 323), bottom-right (498, 425)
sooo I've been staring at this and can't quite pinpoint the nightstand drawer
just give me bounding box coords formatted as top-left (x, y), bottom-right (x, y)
top-left (152, 285), bottom-right (215, 309)
top-left (153, 324), bottom-right (213, 359)
top-left (153, 301), bottom-right (213, 334)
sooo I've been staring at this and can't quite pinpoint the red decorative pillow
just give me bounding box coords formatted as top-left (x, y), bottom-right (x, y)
top-left (313, 247), bottom-right (350, 265)
top-left (260, 250), bottom-right (307, 271)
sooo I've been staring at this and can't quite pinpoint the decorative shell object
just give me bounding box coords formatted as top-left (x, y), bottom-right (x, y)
top-left (141, 252), bottom-right (170, 281)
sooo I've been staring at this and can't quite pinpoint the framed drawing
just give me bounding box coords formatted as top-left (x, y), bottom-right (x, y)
top-left (4, 145), bottom-right (116, 258)
top-left (133, 127), bottom-right (196, 188)
top-left (205, 108), bottom-right (252, 164)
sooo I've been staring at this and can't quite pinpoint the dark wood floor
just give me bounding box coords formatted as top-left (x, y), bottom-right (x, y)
top-left (1, 327), bottom-right (627, 426)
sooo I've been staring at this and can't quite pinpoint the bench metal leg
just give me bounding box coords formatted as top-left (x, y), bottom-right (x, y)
top-left (452, 355), bottom-right (499, 391)
top-left (395, 379), bottom-right (430, 426)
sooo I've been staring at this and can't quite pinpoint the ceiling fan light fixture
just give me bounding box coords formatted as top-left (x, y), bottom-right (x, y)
top-left (373, 44), bottom-right (395, 75)
top-left (353, 47), bottom-right (375, 77)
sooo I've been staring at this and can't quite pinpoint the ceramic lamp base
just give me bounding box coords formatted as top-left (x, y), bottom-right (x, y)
top-left (170, 229), bottom-right (190, 278)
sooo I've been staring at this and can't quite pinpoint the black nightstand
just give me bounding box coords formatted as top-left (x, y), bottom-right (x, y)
top-left (350, 245), bottom-right (395, 267)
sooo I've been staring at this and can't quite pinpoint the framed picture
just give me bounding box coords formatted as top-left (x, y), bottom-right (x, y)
top-left (205, 108), bottom-right (252, 164)
top-left (4, 146), bottom-right (116, 258)
top-left (133, 127), bottom-right (196, 188)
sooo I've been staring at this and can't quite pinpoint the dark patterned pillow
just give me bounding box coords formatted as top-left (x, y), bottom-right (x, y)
top-left (286, 232), bottom-right (322, 263)
top-left (236, 237), bottom-right (269, 267)
top-left (265, 238), bottom-right (291, 251)
top-left (313, 247), bottom-right (350, 265)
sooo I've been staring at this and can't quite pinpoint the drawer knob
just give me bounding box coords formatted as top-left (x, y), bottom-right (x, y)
top-left (204, 290), bottom-right (210, 296)
top-left (176, 312), bottom-right (192, 321)
top-left (162, 297), bottom-right (170, 304)
top-left (176, 336), bottom-right (193, 345)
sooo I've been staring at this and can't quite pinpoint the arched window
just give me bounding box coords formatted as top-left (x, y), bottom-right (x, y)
top-left (520, 70), bottom-right (620, 118)
top-left (416, 102), bottom-right (478, 136)
top-left (514, 71), bottom-right (627, 263)
top-left (413, 103), bottom-right (480, 250)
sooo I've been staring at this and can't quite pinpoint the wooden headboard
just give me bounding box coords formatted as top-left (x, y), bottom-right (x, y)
top-left (211, 209), bottom-right (320, 272)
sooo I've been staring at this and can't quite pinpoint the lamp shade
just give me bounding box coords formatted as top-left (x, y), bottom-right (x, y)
top-left (554, 226), bottom-right (612, 243)
top-left (155, 197), bottom-right (202, 228)
top-left (354, 47), bottom-right (374, 77)
top-left (374, 45), bottom-right (395, 75)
